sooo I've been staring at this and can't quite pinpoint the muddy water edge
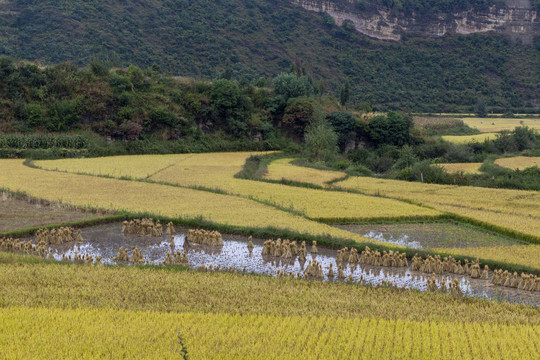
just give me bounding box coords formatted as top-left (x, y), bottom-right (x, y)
top-left (17, 222), bottom-right (540, 306)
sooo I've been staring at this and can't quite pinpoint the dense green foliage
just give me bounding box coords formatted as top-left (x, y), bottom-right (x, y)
top-left (303, 120), bottom-right (339, 162)
top-left (326, 112), bottom-right (356, 151)
top-left (0, 0), bottom-right (537, 112)
top-left (372, 0), bottom-right (500, 15)
top-left (367, 111), bottom-right (414, 147)
top-left (343, 126), bottom-right (540, 190)
top-left (0, 59), bottom-right (312, 157)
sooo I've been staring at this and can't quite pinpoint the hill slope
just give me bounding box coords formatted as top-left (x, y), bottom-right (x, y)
top-left (0, 0), bottom-right (538, 111)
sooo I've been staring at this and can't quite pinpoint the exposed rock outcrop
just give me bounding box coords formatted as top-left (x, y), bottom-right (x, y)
top-left (293, 0), bottom-right (539, 43)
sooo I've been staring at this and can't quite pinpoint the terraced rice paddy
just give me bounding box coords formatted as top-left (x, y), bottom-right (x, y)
top-left (16, 222), bottom-right (536, 305)
top-left (0, 159), bottom-right (375, 244)
top-left (494, 156), bottom-right (540, 170)
top-left (336, 222), bottom-right (524, 249)
top-left (35, 154), bottom-right (441, 222)
top-left (2, 152), bottom-right (540, 359)
top-left (442, 133), bottom-right (498, 144)
top-left (2, 306), bottom-right (538, 360)
top-left (0, 192), bottom-right (109, 233)
top-left (435, 162), bottom-right (483, 174)
top-left (263, 158), bottom-right (346, 185)
top-left (461, 117), bottom-right (540, 132)
top-left (264, 158), bottom-right (540, 268)
top-left (1, 250), bottom-right (539, 359)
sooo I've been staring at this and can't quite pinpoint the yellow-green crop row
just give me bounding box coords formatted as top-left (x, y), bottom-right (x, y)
top-left (35, 151), bottom-right (272, 179)
top-left (1, 256), bottom-right (538, 324)
top-left (1, 256), bottom-right (539, 359)
top-left (0, 159), bottom-right (374, 244)
top-left (263, 157), bottom-right (346, 185)
top-left (494, 156), bottom-right (540, 171)
top-left (35, 154), bottom-right (441, 221)
top-left (36, 153), bottom-right (189, 178)
top-left (436, 162), bottom-right (483, 174)
top-left (442, 133), bottom-right (499, 144)
top-left (262, 159), bottom-right (540, 243)
top-left (461, 117), bottom-right (540, 132)
top-left (1, 306), bottom-right (538, 360)
top-left (434, 244), bottom-right (540, 270)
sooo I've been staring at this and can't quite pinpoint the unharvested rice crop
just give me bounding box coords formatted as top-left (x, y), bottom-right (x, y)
top-left (151, 165), bottom-right (440, 220)
top-left (1, 257), bottom-right (539, 359)
top-left (0, 159), bottom-right (376, 244)
top-left (242, 158), bottom-right (540, 242)
top-left (442, 133), bottom-right (498, 144)
top-left (333, 177), bottom-right (540, 240)
top-left (36, 154), bottom-right (441, 221)
top-left (35, 154), bottom-right (190, 179)
top-left (461, 117), bottom-right (540, 132)
top-left (263, 158), bottom-right (346, 185)
top-left (34, 152), bottom-right (274, 179)
top-left (0, 256), bottom-right (538, 323)
top-left (1, 307), bottom-right (538, 360)
top-left (436, 162), bottom-right (483, 174)
top-left (494, 156), bottom-right (540, 171)
top-left (435, 245), bottom-right (540, 270)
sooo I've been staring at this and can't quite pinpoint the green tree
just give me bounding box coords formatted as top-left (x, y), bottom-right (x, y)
top-left (326, 112), bottom-right (356, 152)
top-left (281, 97), bottom-right (317, 140)
top-left (339, 82), bottom-right (350, 107)
top-left (303, 120), bottom-right (339, 162)
top-left (367, 111), bottom-right (413, 147)
top-left (47, 100), bottom-right (80, 132)
top-left (393, 145), bottom-right (418, 170)
top-left (22, 103), bottom-right (44, 129)
top-left (475, 99), bottom-right (488, 117)
top-left (272, 73), bottom-right (314, 101)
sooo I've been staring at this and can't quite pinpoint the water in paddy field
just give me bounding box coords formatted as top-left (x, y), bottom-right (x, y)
top-left (35, 223), bottom-right (540, 306)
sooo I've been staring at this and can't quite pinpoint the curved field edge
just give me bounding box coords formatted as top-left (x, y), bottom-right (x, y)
top-left (258, 157), bottom-right (540, 245)
top-left (0, 254), bottom-right (538, 325)
top-left (4, 189), bottom-right (539, 274)
top-left (5, 161), bottom-right (539, 272)
top-left (31, 155), bottom-right (442, 223)
top-left (1, 307), bottom-right (538, 360)
top-left (0, 159), bottom-right (387, 246)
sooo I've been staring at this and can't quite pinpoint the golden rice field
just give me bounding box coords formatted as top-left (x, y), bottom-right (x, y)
top-left (35, 154), bottom-right (441, 221)
top-left (494, 156), bottom-right (540, 170)
top-left (4, 152), bottom-right (540, 359)
top-left (262, 158), bottom-right (540, 245)
top-left (436, 162), bottom-right (483, 174)
top-left (435, 245), bottom-right (540, 270)
top-left (2, 307), bottom-right (538, 360)
top-left (0, 159), bottom-right (378, 244)
top-left (35, 152), bottom-right (270, 179)
top-left (263, 157), bottom-right (346, 185)
top-left (34, 153), bottom-right (188, 179)
top-left (0, 255), bottom-right (539, 359)
top-left (461, 117), bottom-right (540, 133)
top-left (6, 254), bottom-right (538, 322)
top-left (442, 133), bottom-right (498, 144)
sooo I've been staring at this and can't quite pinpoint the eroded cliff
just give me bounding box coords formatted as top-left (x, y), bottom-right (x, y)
top-left (293, 0), bottom-right (539, 43)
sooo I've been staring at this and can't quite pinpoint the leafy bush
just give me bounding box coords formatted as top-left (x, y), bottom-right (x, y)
top-left (282, 97), bottom-right (317, 140)
top-left (326, 112), bottom-right (356, 152)
top-left (272, 73), bottom-right (314, 101)
top-left (303, 121), bottom-right (339, 163)
top-left (367, 111), bottom-right (413, 147)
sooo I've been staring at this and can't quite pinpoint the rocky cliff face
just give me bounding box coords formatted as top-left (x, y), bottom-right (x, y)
top-left (293, 0), bottom-right (539, 43)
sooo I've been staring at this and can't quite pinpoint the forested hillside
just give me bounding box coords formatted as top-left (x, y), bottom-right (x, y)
top-left (0, 0), bottom-right (538, 112)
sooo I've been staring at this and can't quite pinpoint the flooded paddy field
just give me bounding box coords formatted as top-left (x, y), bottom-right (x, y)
top-left (23, 222), bottom-right (540, 306)
top-left (335, 222), bottom-right (525, 249)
